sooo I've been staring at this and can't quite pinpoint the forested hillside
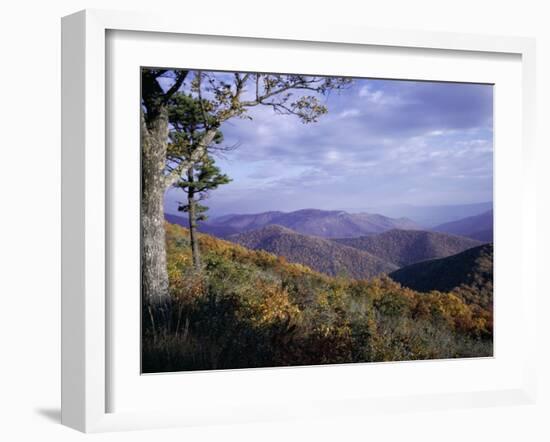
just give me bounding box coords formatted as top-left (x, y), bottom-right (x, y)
top-left (228, 224), bottom-right (397, 279)
top-left (389, 243), bottom-right (493, 309)
top-left (334, 229), bottom-right (481, 267)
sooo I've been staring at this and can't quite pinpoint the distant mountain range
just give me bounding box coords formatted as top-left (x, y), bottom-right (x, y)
top-left (167, 209), bottom-right (421, 239)
top-left (229, 224), bottom-right (398, 279)
top-left (333, 229), bottom-right (482, 267)
top-left (226, 223), bottom-right (486, 280)
top-left (165, 201), bottom-right (494, 228)
top-left (389, 243), bottom-right (493, 308)
top-left (433, 210), bottom-right (493, 242)
top-left (348, 201), bottom-right (493, 227)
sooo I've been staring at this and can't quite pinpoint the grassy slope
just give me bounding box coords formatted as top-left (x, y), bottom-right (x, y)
top-left (142, 223), bottom-right (493, 373)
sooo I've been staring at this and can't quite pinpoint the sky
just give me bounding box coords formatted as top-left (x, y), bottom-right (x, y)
top-left (163, 72), bottom-right (493, 218)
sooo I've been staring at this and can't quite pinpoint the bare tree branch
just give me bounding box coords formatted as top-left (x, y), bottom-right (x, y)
top-left (163, 70), bottom-right (188, 102)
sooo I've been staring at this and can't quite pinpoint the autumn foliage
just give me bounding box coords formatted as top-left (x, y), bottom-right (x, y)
top-left (142, 223), bottom-right (493, 372)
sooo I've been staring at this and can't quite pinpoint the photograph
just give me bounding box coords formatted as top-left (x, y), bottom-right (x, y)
top-left (140, 68), bottom-right (494, 373)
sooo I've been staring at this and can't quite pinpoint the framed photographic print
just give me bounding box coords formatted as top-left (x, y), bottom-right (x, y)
top-left (61, 9), bottom-right (537, 432)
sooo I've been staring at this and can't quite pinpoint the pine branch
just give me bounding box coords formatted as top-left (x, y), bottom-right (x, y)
top-left (163, 129), bottom-right (218, 189)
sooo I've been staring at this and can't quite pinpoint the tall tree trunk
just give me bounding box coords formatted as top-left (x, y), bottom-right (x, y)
top-left (187, 168), bottom-right (201, 271)
top-left (141, 109), bottom-right (171, 308)
top-left (140, 69), bottom-right (189, 333)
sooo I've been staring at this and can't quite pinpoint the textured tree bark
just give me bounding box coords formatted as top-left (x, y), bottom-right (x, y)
top-left (186, 168), bottom-right (202, 271)
top-left (140, 69), bottom-right (189, 329)
top-left (141, 113), bottom-right (213, 307)
top-left (141, 109), bottom-right (171, 307)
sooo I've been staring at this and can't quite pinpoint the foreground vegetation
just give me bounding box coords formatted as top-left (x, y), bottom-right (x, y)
top-left (142, 223), bottom-right (493, 373)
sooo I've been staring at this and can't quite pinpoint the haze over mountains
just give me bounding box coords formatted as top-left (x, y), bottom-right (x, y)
top-left (179, 209), bottom-right (422, 239)
top-left (349, 201), bottom-right (493, 227)
top-left (433, 209), bottom-right (493, 242)
top-left (167, 207), bottom-right (492, 243)
top-left (165, 201), bottom-right (494, 228)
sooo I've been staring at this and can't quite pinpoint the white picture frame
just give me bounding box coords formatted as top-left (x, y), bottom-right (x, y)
top-left (61, 9), bottom-right (538, 433)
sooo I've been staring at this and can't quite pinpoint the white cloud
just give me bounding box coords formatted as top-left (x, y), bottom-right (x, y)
top-left (338, 109), bottom-right (360, 118)
top-left (357, 84), bottom-right (402, 106)
top-left (324, 150), bottom-right (341, 162)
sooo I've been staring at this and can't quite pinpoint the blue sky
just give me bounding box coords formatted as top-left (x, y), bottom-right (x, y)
top-left (164, 73), bottom-right (493, 218)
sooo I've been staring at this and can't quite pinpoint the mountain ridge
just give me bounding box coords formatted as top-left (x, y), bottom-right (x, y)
top-left (433, 209), bottom-right (493, 242)
top-left (389, 243), bottom-right (493, 309)
top-left (334, 229), bottom-right (482, 267)
top-left (167, 208), bottom-right (421, 239)
top-left (351, 201), bottom-right (493, 227)
top-left (228, 224), bottom-right (398, 279)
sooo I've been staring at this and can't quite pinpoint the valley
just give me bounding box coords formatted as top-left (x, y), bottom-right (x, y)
top-left (166, 208), bottom-right (493, 283)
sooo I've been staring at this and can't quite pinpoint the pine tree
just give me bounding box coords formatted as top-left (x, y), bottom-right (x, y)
top-left (175, 156), bottom-right (230, 270)
top-left (167, 94), bottom-right (231, 270)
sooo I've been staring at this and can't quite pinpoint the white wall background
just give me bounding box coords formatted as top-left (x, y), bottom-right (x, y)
top-left (0, 1), bottom-right (548, 440)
